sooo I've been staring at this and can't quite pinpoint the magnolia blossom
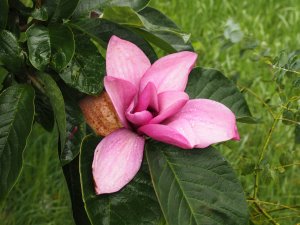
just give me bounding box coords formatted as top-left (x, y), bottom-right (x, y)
top-left (91, 36), bottom-right (239, 194)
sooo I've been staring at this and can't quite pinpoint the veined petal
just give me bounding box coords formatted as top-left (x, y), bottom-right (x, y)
top-left (149, 91), bottom-right (189, 124)
top-left (106, 36), bottom-right (151, 87)
top-left (138, 124), bottom-right (192, 149)
top-left (135, 82), bottom-right (158, 112)
top-left (140, 51), bottom-right (197, 93)
top-left (104, 76), bottom-right (137, 128)
top-left (92, 128), bottom-right (145, 194)
top-left (139, 99), bottom-right (239, 149)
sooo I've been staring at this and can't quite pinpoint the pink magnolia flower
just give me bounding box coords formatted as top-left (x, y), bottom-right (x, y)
top-left (92, 36), bottom-right (240, 194)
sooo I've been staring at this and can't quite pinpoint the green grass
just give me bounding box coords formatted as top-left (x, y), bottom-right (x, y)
top-left (1, 0), bottom-right (300, 224)
top-left (0, 124), bottom-right (74, 224)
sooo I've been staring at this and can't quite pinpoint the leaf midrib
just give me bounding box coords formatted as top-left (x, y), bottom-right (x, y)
top-left (161, 151), bottom-right (198, 225)
top-left (0, 87), bottom-right (26, 157)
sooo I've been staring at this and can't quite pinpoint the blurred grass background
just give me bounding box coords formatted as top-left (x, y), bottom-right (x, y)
top-left (1, 0), bottom-right (300, 224)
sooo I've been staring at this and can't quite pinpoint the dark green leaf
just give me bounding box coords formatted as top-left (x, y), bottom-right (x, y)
top-left (0, 30), bottom-right (25, 73)
top-left (34, 88), bottom-right (55, 132)
top-left (49, 24), bottom-right (75, 72)
top-left (0, 85), bottom-right (35, 201)
top-left (80, 135), bottom-right (164, 225)
top-left (185, 67), bottom-right (254, 123)
top-left (103, 6), bottom-right (193, 52)
top-left (0, 67), bottom-right (8, 91)
top-left (282, 109), bottom-right (295, 126)
top-left (17, 3), bottom-right (48, 21)
top-left (103, 6), bottom-right (143, 27)
top-left (37, 73), bottom-right (66, 151)
top-left (73, 0), bottom-right (150, 18)
top-left (62, 155), bottom-right (91, 225)
top-left (0, 0), bottom-right (9, 29)
top-left (26, 25), bottom-right (51, 71)
top-left (44, 0), bottom-right (80, 22)
top-left (60, 90), bottom-right (86, 165)
top-left (146, 140), bottom-right (249, 225)
top-left (59, 32), bottom-right (105, 95)
top-left (70, 18), bottom-right (157, 63)
top-left (31, 7), bottom-right (48, 21)
top-left (134, 7), bottom-right (193, 52)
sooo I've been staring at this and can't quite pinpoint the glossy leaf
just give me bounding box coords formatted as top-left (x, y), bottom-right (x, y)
top-left (26, 25), bottom-right (51, 71)
top-left (70, 18), bottom-right (157, 63)
top-left (73, 0), bottom-right (150, 18)
top-left (185, 67), bottom-right (254, 123)
top-left (0, 30), bottom-right (24, 73)
top-left (103, 6), bottom-right (193, 52)
top-left (146, 140), bottom-right (249, 225)
top-left (18, 4), bottom-right (48, 21)
top-left (103, 6), bottom-right (143, 27)
top-left (37, 73), bottom-right (66, 151)
top-left (0, 85), bottom-right (35, 201)
top-left (49, 24), bottom-right (75, 72)
top-left (60, 90), bottom-right (86, 165)
top-left (0, 0), bottom-right (9, 29)
top-left (62, 155), bottom-right (91, 225)
top-left (80, 135), bottom-right (164, 225)
top-left (59, 32), bottom-right (105, 95)
top-left (31, 7), bottom-right (48, 21)
top-left (44, 0), bottom-right (80, 22)
top-left (34, 88), bottom-right (55, 132)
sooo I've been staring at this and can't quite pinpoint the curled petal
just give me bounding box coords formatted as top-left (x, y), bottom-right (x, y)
top-left (92, 128), bottom-right (145, 194)
top-left (126, 110), bottom-right (153, 126)
top-left (106, 36), bottom-right (151, 87)
top-left (104, 77), bottom-right (137, 128)
top-left (140, 99), bottom-right (239, 148)
top-left (140, 51), bottom-right (197, 93)
top-left (149, 91), bottom-right (189, 124)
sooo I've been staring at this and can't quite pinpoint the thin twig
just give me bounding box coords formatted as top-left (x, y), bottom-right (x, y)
top-left (271, 64), bottom-right (300, 76)
top-left (253, 201), bottom-right (279, 225)
top-left (239, 85), bottom-right (275, 118)
top-left (253, 115), bottom-right (279, 199)
top-left (27, 74), bottom-right (45, 94)
top-left (273, 162), bottom-right (300, 170)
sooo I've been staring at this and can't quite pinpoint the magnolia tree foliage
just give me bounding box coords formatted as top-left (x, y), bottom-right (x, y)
top-left (0, 0), bottom-right (255, 224)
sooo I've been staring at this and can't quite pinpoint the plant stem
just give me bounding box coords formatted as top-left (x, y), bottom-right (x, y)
top-left (273, 162), bottom-right (300, 169)
top-left (27, 74), bottom-right (46, 94)
top-left (253, 201), bottom-right (279, 225)
top-left (253, 116), bottom-right (279, 199)
top-left (239, 85), bottom-right (275, 118)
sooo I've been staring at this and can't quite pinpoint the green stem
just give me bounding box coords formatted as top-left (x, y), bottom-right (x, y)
top-left (239, 85), bottom-right (275, 118)
top-left (253, 116), bottom-right (279, 199)
top-left (253, 201), bottom-right (279, 225)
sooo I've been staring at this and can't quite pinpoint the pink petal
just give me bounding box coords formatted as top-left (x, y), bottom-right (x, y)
top-left (149, 91), bottom-right (189, 124)
top-left (106, 36), bottom-right (151, 87)
top-left (138, 124), bottom-right (192, 149)
top-left (92, 128), bottom-right (145, 194)
top-left (135, 82), bottom-right (158, 112)
top-left (104, 76), bottom-right (137, 128)
top-left (139, 99), bottom-right (239, 149)
top-left (126, 110), bottom-right (153, 126)
top-left (140, 51), bottom-right (197, 93)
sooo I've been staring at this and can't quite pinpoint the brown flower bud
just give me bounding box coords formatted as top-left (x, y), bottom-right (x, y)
top-left (79, 91), bottom-right (122, 136)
